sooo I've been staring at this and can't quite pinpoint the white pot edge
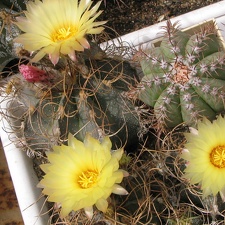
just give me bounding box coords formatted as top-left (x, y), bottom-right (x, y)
top-left (100, 0), bottom-right (225, 49)
top-left (1, 1), bottom-right (225, 225)
top-left (0, 98), bottom-right (49, 225)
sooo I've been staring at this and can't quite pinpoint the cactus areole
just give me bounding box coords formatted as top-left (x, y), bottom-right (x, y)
top-left (138, 20), bottom-right (225, 128)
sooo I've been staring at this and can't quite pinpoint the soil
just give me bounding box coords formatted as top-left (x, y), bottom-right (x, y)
top-left (97, 0), bottom-right (222, 37)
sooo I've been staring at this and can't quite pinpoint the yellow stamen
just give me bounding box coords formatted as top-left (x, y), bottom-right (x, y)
top-left (210, 145), bottom-right (225, 168)
top-left (78, 170), bottom-right (99, 189)
top-left (52, 26), bottom-right (76, 42)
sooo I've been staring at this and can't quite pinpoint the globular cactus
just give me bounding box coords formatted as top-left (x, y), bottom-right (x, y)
top-left (0, 0), bottom-right (26, 73)
top-left (2, 43), bottom-right (140, 156)
top-left (136, 20), bottom-right (225, 128)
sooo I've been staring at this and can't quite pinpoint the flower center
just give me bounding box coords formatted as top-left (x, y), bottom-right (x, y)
top-left (52, 26), bottom-right (76, 42)
top-left (173, 61), bottom-right (190, 85)
top-left (210, 145), bottom-right (225, 168)
top-left (78, 170), bottom-right (99, 189)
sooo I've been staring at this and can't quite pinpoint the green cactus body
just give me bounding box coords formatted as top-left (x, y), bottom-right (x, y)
top-left (138, 21), bottom-right (225, 127)
top-left (5, 54), bottom-right (140, 155)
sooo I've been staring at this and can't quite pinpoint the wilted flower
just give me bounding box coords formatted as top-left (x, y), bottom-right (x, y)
top-left (181, 115), bottom-right (225, 199)
top-left (14, 0), bottom-right (106, 65)
top-left (39, 133), bottom-right (128, 218)
top-left (19, 64), bottom-right (49, 83)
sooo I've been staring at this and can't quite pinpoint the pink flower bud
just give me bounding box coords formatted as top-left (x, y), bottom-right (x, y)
top-left (19, 64), bottom-right (48, 83)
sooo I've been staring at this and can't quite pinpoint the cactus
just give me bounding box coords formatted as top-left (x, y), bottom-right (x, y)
top-left (136, 20), bottom-right (225, 128)
top-left (2, 43), bottom-right (140, 156)
top-left (0, 0), bottom-right (26, 72)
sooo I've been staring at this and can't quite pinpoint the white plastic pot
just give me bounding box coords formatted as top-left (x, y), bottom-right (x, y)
top-left (0, 98), bottom-right (49, 225)
top-left (1, 1), bottom-right (225, 224)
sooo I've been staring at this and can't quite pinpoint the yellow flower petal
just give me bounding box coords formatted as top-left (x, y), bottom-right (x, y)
top-left (95, 198), bottom-right (108, 212)
top-left (181, 115), bottom-right (225, 198)
top-left (39, 133), bottom-right (128, 218)
top-left (14, 0), bottom-right (106, 64)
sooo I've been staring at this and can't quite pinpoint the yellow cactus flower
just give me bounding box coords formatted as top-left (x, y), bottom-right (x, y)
top-left (39, 133), bottom-right (128, 218)
top-left (181, 115), bottom-right (225, 199)
top-left (14, 0), bottom-right (106, 65)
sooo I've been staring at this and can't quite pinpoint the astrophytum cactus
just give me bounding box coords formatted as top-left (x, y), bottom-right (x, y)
top-left (2, 43), bottom-right (140, 156)
top-left (137, 21), bottom-right (225, 128)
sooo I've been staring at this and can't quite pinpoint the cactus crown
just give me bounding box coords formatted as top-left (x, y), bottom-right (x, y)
top-left (137, 20), bottom-right (225, 128)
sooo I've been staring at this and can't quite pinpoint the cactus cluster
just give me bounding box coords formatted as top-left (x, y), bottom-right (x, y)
top-left (2, 1), bottom-right (225, 223)
top-left (137, 21), bottom-right (225, 128)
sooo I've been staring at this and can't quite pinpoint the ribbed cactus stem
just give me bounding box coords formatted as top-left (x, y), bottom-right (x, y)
top-left (137, 20), bottom-right (225, 128)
